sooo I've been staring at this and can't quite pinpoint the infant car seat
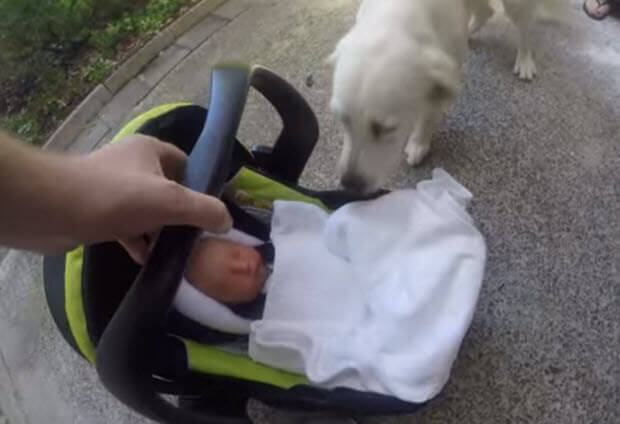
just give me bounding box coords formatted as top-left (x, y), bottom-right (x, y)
top-left (43, 64), bottom-right (426, 423)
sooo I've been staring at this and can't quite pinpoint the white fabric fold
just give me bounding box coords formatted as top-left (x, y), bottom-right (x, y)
top-left (173, 279), bottom-right (251, 334)
top-left (249, 169), bottom-right (487, 403)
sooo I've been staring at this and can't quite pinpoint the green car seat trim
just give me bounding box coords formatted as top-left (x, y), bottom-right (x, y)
top-left (65, 246), bottom-right (96, 363)
top-left (62, 104), bottom-right (190, 365)
top-left (112, 103), bottom-right (328, 210)
top-left (227, 168), bottom-right (328, 210)
top-left (111, 102), bottom-right (193, 144)
top-left (62, 103), bottom-right (327, 378)
top-left (183, 339), bottom-right (308, 389)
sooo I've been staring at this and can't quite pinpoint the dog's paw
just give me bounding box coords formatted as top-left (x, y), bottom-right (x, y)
top-left (514, 51), bottom-right (537, 81)
top-left (405, 140), bottom-right (430, 166)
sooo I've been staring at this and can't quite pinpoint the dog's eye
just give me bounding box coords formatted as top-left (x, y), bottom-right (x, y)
top-left (370, 121), bottom-right (397, 139)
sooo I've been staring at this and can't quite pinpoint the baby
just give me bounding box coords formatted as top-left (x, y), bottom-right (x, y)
top-left (185, 238), bottom-right (267, 304)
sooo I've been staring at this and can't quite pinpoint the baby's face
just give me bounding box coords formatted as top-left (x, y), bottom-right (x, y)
top-left (186, 238), bottom-right (266, 304)
top-left (224, 242), bottom-right (267, 282)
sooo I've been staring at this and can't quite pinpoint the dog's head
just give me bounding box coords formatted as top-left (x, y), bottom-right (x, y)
top-left (329, 32), bottom-right (460, 193)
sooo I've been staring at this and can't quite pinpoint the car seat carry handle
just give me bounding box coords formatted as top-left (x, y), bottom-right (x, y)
top-left (185, 64), bottom-right (251, 196)
top-left (96, 64), bottom-right (253, 424)
top-left (250, 67), bottom-right (319, 184)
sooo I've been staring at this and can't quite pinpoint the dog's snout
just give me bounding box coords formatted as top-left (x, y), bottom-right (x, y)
top-left (341, 172), bottom-right (368, 193)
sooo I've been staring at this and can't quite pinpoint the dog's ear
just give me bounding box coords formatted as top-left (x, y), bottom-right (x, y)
top-left (424, 48), bottom-right (461, 105)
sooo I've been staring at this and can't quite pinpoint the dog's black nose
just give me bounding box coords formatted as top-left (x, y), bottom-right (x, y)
top-left (341, 172), bottom-right (368, 193)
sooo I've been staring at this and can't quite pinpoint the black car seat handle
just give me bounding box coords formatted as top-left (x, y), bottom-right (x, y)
top-left (250, 67), bottom-right (319, 184)
top-left (96, 63), bottom-right (254, 424)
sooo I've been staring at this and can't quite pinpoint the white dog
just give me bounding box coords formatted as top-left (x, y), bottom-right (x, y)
top-left (330, 0), bottom-right (568, 193)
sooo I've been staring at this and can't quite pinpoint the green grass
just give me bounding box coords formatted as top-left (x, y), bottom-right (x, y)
top-left (0, 0), bottom-right (193, 145)
top-left (90, 0), bottom-right (188, 51)
top-left (0, 112), bottom-right (41, 144)
top-left (82, 55), bottom-right (116, 83)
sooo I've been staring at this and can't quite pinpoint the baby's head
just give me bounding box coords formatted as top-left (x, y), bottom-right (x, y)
top-left (186, 238), bottom-right (266, 305)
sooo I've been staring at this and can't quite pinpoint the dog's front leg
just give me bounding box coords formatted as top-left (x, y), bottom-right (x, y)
top-left (405, 111), bottom-right (441, 166)
top-left (468, 0), bottom-right (494, 34)
top-left (504, 0), bottom-right (537, 80)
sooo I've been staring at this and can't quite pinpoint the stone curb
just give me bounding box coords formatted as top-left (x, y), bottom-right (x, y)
top-left (43, 84), bottom-right (112, 151)
top-left (168, 0), bottom-right (227, 36)
top-left (103, 30), bottom-right (175, 94)
top-left (44, 0), bottom-right (231, 151)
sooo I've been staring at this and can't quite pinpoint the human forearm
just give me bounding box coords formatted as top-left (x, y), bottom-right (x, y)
top-left (0, 131), bottom-right (85, 251)
top-left (0, 132), bottom-right (232, 259)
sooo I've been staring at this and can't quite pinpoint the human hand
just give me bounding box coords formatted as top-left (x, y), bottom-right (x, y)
top-left (72, 135), bottom-right (232, 263)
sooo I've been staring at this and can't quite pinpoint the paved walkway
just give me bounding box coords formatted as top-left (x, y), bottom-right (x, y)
top-left (1, 0), bottom-right (619, 423)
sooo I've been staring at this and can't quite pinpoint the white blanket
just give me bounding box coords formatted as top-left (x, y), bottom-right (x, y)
top-left (249, 169), bottom-right (487, 403)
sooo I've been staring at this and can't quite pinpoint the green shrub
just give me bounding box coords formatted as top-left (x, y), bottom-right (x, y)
top-left (89, 0), bottom-right (186, 51)
top-left (89, 18), bottom-right (134, 51)
top-left (0, 0), bottom-right (190, 144)
top-left (0, 112), bottom-right (40, 144)
top-left (82, 55), bottom-right (116, 82)
top-left (0, 0), bottom-right (132, 80)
